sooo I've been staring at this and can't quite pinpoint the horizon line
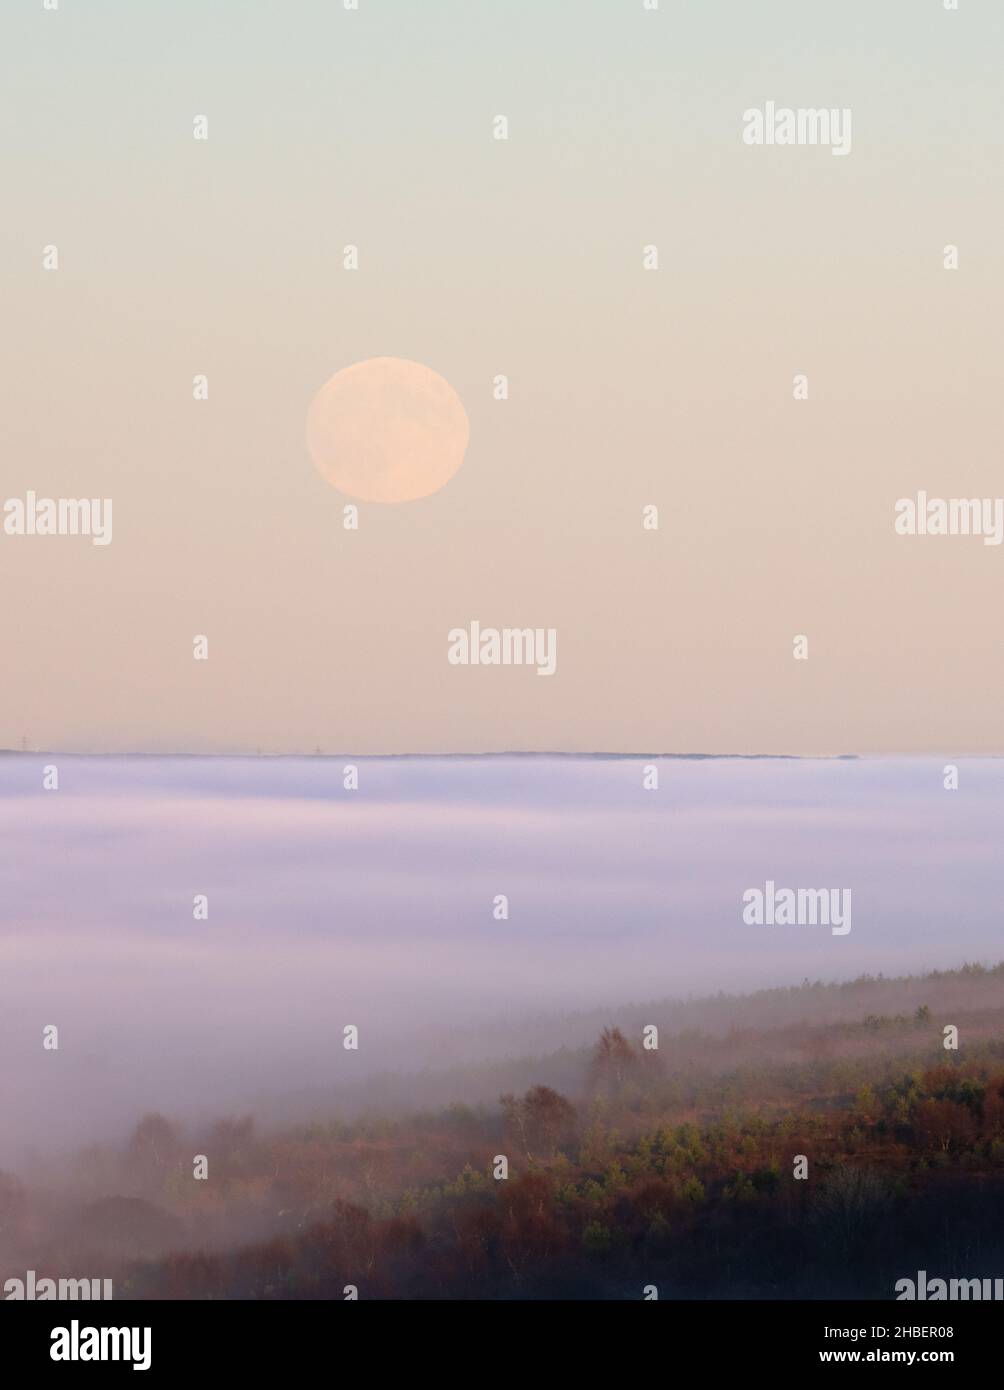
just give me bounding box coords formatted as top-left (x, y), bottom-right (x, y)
top-left (0, 748), bottom-right (901, 761)
top-left (6, 749), bottom-right (1003, 760)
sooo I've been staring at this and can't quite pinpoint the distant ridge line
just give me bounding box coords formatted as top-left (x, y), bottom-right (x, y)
top-left (0, 749), bottom-right (862, 760)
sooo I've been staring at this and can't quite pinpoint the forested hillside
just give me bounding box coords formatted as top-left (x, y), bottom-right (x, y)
top-left (4, 962), bottom-right (1004, 1299)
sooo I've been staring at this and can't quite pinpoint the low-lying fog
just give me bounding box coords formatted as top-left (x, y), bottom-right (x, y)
top-left (2, 754), bottom-right (1002, 1164)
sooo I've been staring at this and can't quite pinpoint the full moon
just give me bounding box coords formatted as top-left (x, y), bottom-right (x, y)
top-left (306, 357), bottom-right (469, 504)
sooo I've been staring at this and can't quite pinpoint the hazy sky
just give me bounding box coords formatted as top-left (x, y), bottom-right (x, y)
top-left (1, 1), bottom-right (1002, 753)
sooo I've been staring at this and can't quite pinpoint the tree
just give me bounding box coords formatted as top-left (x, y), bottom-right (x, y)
top-left (127, 1113), bottom-right (179, 1188)
top-left (914, 1098), bottom-right (974, 1154)
top-left (812, 1167), bottom-right (890, 1259)
top-left (500, 1086), bottom-right (576, 1162)
top-left (206, 1115), bottom-right (255, 1174)
top-left (856, 1084), bottom-right (879, 1119)
top-left (589, 1026), bottom-right (637, 1095)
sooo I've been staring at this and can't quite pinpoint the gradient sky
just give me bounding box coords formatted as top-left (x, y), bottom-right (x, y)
top-left (1, 1), bottom-right (1002, 753)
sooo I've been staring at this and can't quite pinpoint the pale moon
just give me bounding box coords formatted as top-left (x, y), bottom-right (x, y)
top-left (306, 357), bottom-right (469, 503)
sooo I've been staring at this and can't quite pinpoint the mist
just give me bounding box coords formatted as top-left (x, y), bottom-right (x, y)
top-left (2, 753), bottom-right (1002, 1164)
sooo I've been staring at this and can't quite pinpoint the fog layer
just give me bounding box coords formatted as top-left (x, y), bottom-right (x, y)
top-left (1, 755), bottom-right (1000, 1160)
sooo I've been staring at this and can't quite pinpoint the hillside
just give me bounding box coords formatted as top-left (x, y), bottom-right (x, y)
top-left (3, 961), bottom-right (1004, 1299)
